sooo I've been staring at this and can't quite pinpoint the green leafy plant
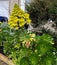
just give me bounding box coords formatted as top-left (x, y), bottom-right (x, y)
top-left (3, 31), bottom-right (56, 65)
top-left (0, 23), bottom-right (56, 65)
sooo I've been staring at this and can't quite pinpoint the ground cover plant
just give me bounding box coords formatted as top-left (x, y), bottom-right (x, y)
top-left (0, 4), bottom-right (57, 65)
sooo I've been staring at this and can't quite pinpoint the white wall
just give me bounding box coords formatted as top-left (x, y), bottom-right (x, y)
top-left (0, 0), bottom-right (31, 18)
top-left (0, 1), bottom-right (9, 18)
top-left (20, 0), bottom-right (31, 11)
top-left (20, 0), bottom-right (25, 11)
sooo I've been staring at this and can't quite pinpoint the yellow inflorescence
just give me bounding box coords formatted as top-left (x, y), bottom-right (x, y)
top-left (8, 4), bottom-right (31, 30)
top-left (29, 33), bottom-right (36, 41)
top-left (0, 22), bottom-right (2, 24)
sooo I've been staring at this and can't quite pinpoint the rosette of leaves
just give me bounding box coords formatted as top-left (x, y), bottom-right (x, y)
top-left (3, 31), bottom-right (57, 65)
top-left (0, 23), bottom-right (56, 65)
top-left (0, 22), bottom-right (11, 46)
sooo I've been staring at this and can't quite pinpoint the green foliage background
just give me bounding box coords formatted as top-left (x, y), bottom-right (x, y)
top-left (26, 0), bottom-right (57, 26)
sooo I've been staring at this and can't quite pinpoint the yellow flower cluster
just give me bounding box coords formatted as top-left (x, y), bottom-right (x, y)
top-left (29, 33), bottom-right (36, 41)
top-left (8, 4), bottom-right (31, 30)
top-left (0, 22), bottom-right (2, 24)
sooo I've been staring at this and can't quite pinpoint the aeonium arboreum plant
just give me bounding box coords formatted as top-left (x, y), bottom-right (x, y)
top-left (0, 4), bottom-right (57, 65)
